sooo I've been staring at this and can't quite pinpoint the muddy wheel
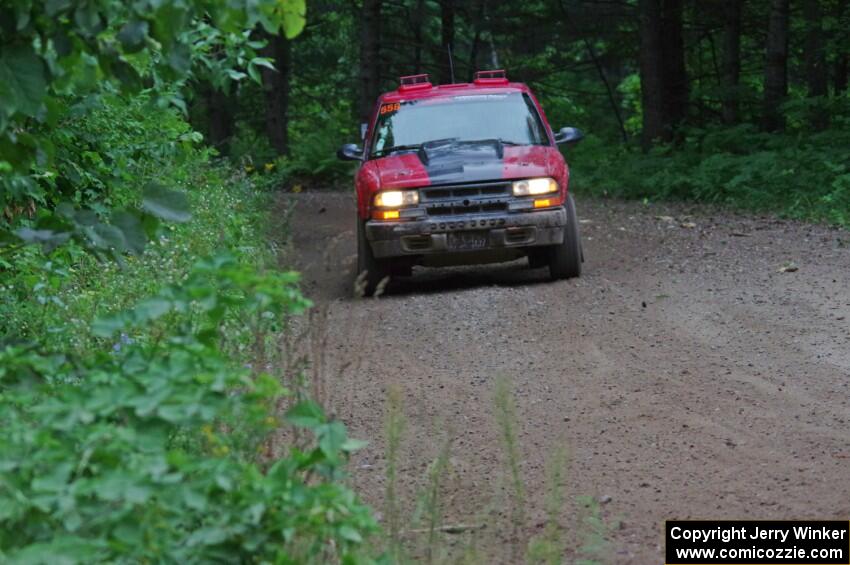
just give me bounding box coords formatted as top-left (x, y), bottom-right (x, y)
top-left (356, 218), bottom-right (390, 296)
top-left (548, 194), bottom-right (582, 280)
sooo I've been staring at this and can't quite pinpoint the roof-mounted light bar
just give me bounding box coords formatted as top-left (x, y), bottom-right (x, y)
top-left (473, 69), bottom-right (509, 85)
top-left (398, 74), bottom-right (432, 92)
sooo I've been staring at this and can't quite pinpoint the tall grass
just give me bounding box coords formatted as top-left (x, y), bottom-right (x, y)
top-left (384, 384), bottom-right (406, 560)
top-left (574, 496), bottom-right (617, 565)
top-left (493, 375), bottom-right (526, 560)
top-left (415, 434), bottom-right (453, 563)
top-left (527, 446), bottom-right (568, 564)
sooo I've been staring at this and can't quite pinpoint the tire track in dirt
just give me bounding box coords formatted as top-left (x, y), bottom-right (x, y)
top-left (279, 190), bottom-right (850, 563)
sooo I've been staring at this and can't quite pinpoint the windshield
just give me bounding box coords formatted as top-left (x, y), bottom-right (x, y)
top-left (369, 92), bottom-right (549, 158)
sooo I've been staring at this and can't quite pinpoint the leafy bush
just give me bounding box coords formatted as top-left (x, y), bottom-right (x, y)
top-left (231, 99), bottom-right (359, 188)
top-left (0, 124), bottom-right (263, 355)
top-left (571, 114), bottom-right (850, 227)
top-left (1, 80), bottom-right (380, 565)
top-left (0, 255), bottom-right (377, 564)
top-left (1, 0), bottom-right (305, 255)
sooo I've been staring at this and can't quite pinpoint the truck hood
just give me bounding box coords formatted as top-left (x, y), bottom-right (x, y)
top-left (372, 144), bottom-right (557, 189)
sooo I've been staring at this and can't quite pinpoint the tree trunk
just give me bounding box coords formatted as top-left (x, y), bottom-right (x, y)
top-left (834, 0), bottom-right (849, 95)
top-left (721, 0), bottom-right (742, 124)
top-left (413, 0), bottom-right (425, 74)
top-left (660, 0), bottom-right (688, 131)
top-left (804, 0), bottom-right (829, 129)
top-left (639, 0), bottom-right (668, 148)
top-left (837, 55), bottom-right (849, 95)
top-left (468, 0), bottom-right (486, 79)
top-left (260, 32), bottom-right (291, 156)
top-left (440, 0), bottom-right (456, 83)
top-left (206, 83), bottom-right (234, 155)
top-left (359, 0), bottom-right (382, 125)
top-left (762, 0), bottom-right (790, 132)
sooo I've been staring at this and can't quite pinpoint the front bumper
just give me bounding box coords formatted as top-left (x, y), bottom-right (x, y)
top-left (365, 207), bottom-right (567, 259)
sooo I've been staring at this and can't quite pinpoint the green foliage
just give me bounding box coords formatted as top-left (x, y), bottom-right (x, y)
top-left (0, 95), bottom-right (235, 350)
top-left (0, 255), bottom-right (377, 564)
top-left (230, 95), bottom-right (358, 187)
top-left (0, 0), bottom-right (306, 253)
top-left (572, 114), bottom-right (850, 227)
top-left (526, 446), bottom-right (567, 565)
top-left (0, 2), bottom-right (385, 562)
top-left (282, 100), bottom-right (359, 185)
top-left (383, 384), bottom-right (405, 560)
top-left (573, 496), bottom-right (616, 565)
top-left (492, 376), bottom-right (526, 562)
top-left (1, 85), bottom-right (381, 558)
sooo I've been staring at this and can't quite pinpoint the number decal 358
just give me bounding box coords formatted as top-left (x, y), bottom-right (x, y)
top-left (380, 103), bottom-right (400, 115)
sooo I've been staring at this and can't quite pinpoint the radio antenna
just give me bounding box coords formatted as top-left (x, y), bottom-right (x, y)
top-left (447, 44), bottom-right (456, 84)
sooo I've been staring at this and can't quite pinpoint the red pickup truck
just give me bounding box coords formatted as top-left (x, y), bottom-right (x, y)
top-left (338, 70), bottom-right (584, 295)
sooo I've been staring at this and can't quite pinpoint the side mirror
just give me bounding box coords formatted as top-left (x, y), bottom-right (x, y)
top-left (554, 126), bottom-right (584, 146)
top-left (337, 143), bottom-right (364, 161)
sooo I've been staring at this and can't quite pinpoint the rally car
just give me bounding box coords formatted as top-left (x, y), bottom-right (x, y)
top-left (338, 70), bottom-right (584, 294)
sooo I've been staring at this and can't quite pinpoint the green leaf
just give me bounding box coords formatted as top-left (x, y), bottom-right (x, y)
top-left (117, 20), bottom-right (149, 53)
top-left (250, 57), bottom-right (276, 71)
top-left (45, 0), bottom-right (72, 17)
top-left (318, 421), bottom-right (347, 460)
top-left (186, 527), bottom-right (229, 547)
top-left (341, 438), bottom-right (368, 452)
top-left (111, 211), bottom-right (146, 254)
top-left (31, 462), bottom-right (73, 493)
top-left (135, 297), bottom-right (171, 321)
top-left (247, 62), bottom-right (262, 84)
top-left (88, 223), bottom-right (127, 252)
top-left (91, 314), bottom-right (125, 337)
top-left (281, 0), bottom-right (307, 39)
top-left (10, 536), bottom-right (107, 564)
top-left (74, 2), bottom-right (103, 37)
top-left (15, 227), bottom-right (72, 252)
top-left (285, 401), bottom-right (325, 428)
top-left (112, 60), bottom-right (143, 93)
top-left (339, 525), bottom-right (363, 543)
top-left (249, 57), bottom-right (274, 84)
top-left (167, 43), bottom-right (192, 75)
top-left (0, 44), bottom-right (48, 121)
top-left (142, 183), bottom-right (191, 223)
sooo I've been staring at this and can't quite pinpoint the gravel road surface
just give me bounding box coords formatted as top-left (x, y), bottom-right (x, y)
top-left (280, 190), bottom-right (850, 563)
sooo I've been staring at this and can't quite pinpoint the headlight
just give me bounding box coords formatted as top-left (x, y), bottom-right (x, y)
top-left (374, 190), bottom-right (419, 207)
top-left (512, 177), bottom-right (558, 196)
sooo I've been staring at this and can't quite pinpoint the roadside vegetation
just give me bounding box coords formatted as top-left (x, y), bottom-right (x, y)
top-left (572, 113), bottom-right (850, 227)
top-left (0, 1), bottom-right (378, 562)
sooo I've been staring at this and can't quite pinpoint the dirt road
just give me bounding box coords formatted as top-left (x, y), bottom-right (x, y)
top-left (281, 190), bottom-right (850, 563)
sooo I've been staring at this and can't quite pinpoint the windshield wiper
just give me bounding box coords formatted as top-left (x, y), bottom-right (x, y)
top-left (462, 138), bottom-right (523, 147)
top-left (373, 138), bottom-right (524, 159)
top-left (372, 144), bottom-right (422, 157)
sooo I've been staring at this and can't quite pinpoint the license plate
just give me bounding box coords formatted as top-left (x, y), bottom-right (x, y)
top-left (447, 231), bottom-right (488, 251)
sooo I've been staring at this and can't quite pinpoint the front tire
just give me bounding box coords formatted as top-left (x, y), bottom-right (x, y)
top-left (356, 218), bottom-right (390, 296)
top-left (548, 194), bottom-right (582, 280)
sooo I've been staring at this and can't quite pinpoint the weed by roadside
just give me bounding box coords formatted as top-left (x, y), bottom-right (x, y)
top-left (494, 375), bottom-right (527, 560)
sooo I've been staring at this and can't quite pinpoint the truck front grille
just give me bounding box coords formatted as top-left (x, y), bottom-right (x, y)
top-left (420, 181), bottom-right (512, 217)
